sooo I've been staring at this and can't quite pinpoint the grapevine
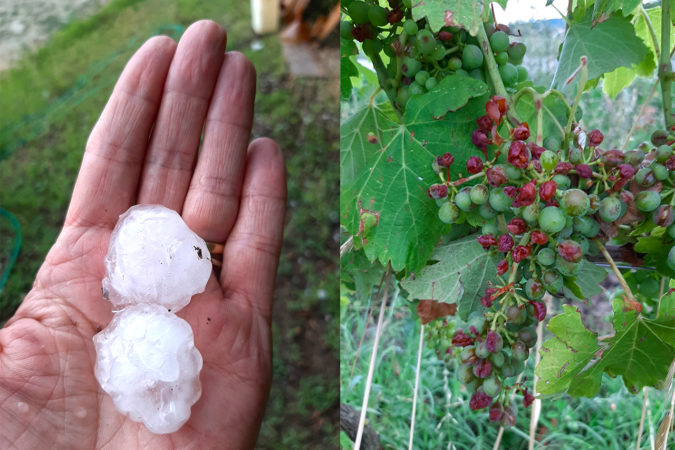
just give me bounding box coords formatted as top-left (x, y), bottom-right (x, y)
top-left (341, 0), bottom-right (675, 444)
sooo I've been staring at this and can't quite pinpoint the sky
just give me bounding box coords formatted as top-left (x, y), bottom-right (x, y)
top-left (493, 0), bottom-right (569, 24)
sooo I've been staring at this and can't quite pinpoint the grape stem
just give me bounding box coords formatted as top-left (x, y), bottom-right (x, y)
top-left (369, 51), bottom-right (399, 113)
top-left (659, 0), bottom-right (673, 129)
top-left (595, 240), bottom-right (638, 304)
top-left (564, 56), bottom-right (588, 149)
top-left (476, 22), bottom-right (510, 105)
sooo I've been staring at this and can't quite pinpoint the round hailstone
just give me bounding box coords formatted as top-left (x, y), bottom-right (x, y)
top-left (93, 304), bottom-right (203, 434)
top-left (102, 204), bottom-right (211, 312)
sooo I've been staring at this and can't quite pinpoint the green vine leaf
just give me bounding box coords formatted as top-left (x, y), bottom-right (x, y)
top-left (552, 8), bottom-right (649, 96)
top-left (411, 0), bottom-right (486, 35)
top-left (406, 75), bottom-right (488, 120)
top-left (400, 234), bottom-right (500, 320)
top-left (536, 299), bottom-right (675, 397)
top-left (340, 103), bottom-right (448, 273)
top-left (563, 259), bottom-right (608, 300)
top-left (592, 0), bottom-right (641, 25)
top-left (340, 75), bottom-right (488, 273)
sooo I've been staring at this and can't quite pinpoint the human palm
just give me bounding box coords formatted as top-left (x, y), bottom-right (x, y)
top-left (0, 21), bottom-right (286, 449)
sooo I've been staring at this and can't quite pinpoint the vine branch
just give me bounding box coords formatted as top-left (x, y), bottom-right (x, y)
top-left (660, 0), bottom-right (673, 128)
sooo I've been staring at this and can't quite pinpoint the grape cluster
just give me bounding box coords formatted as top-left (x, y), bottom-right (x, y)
top-left (340, 0), bottom-right (529, 109)
top-left (424, 318), bottom-right (455, 363)
top-left (428, 97), bottom-right (675, 420)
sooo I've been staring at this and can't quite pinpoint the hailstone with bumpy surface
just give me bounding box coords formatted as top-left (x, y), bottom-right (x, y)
top-left (93, 304), bottom-right (203, 434)
top-left (102, 204), bottom-right (212, 312)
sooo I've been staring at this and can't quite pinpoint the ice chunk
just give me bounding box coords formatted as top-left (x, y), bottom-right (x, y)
top-left (93, 304), bottom-right (203, 434)
top-left (102, 204), bottom-right (211, 312)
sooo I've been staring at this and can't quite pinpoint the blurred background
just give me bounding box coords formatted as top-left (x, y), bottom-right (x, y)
top-left (0, 0), bottom-right (338, 447)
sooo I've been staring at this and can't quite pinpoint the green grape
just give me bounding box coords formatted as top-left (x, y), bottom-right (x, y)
top-left (599, 196), bottom-right (623, 222)
top-left (538, 206), bottom-right (566, 233)
top-left (489, 187), bottom-right (512, 212)
top-left (368, 5), bottom-right (388, 26)
top-left (479, 202), bottom-right (498, 219)
top-left (457, 364), bottom-right (475, 384)
top-left (635, 190), bottom-right (661, 212)
top-left (507, 42), bottom-right (526, 65)
top-left (448, 57), bottom-right (463, 71)
top-left (562, 189), bottom-right (589, 217)
top-left (340, 21), bottom-right (353, 40)
top-left (651, 162), bottom-right (668, 181)
top-left (506, 305), bottom-right (526, 324)
top-left (415, 70), bottom-right (430, 85)
top-left (362, 38), bottom-right (382, 55)
top-left (482, 221), bottom-right (499, 235)
top-left (482, 376), bottom-right (502, 397)
top-left (490, 351), bottom-right (505, 367)
top-left (396, 85), bottom-right (410, 106)
top-left (403, 19), bottom-right (418, 35)
top-left (669, 246), bottom-right (675, 270)
top-left (499, 62), bottom-right (518, 87)
top-left (555, 254), bottom-right (580, 277)
top-left (495, 51), bottom-right (508, 66)
top-left (540, 151), bottom-right (558, 171)
top-left (490, 31), bottom-right (510, 52)
top-left (425, 77), bottom-right (437, 90)
top-left (552, 174), bottom-right (570, 190)
top-left (511, 341), bottom-right (529, 361)
top-left (470, 184), bottom-right (489, 205)
top-left (455, 188), bottom-right (473, 211)
top-left (505, 165), bottom-right (522, 181)
top-left (475, 342), bottom-right (490, 359)
top-left (416, 29), bottom-right (436, 55)
top-left (401, 56), bottom-right (422, 77)
top-left (502, 361), bottom-right (516, 378)
top-left (543, 136), bottom-right (560, 151)
top-left (635, 167), bottom-right (656, 187)
top-left (525, 278), bottom-right (545, 300)
top-left (438, 203), bottom-right (459, 224)
top-left (568, 148), bottom-right (583, 164)
top-left (655, 144), bottom-right (673, 163)
top-left (348, 1), bottom-right (370, 24)
top-left (537, 248), bottom-right (556, 266)
top-left (668, 222), bottom-right (675, 239)
top-left (517, 65), bottom-right (528, 82)
top-left (542, 269), bottom-right (563, 293)
top-left (573, 216), bottom-right (600, 238)
top-left (652, 130), bottom-right (669, 146)
top-left (518, 327), bottom-right (537, 348)
top-left (409, 82), bottom-right (425, 96)
top-left (455, 69), bottom-right (469, 77)
top-left (522, 202), bottom-right (540, 223)
top-left (467, 312), bottom-right (486, 333)
top-left (624, 149), bottom-right (645, 166)
top-left (462, 44), bottom-right (484, 70)
top-left (469, 68), bottom-right (485, 82)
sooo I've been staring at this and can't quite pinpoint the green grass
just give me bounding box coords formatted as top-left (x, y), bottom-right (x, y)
top-left (341, 289), bottom-right (674, 449)
top-left (0, 0), bottom-right (338, 447)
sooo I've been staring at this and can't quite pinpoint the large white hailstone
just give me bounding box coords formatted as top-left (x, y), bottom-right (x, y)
top-left (102, 204), bottom-right (212, 312)
top-left (93, 304), bottom-right (203, 434)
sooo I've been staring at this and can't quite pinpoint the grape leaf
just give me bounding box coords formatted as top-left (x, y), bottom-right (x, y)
top-left (602, 6), bottom-right (669, 98)
top-left (406, 75), bottom-right (488, 120)
top-left (552, 8), bottom-right (649, 96)
top-left (536, 299), bottom-right (675, 397)
top-left (340, 248), bottom-right (386, 302)
top-left (635, 235), bottom-right (675, 277)
top-left (340, 103), bottom-right (448, 273)
top-left (563, 259), bottom-right (608, 300)
top-left (592, 0), bottom-right (641, 25)
top-left (340, 76), bottom-right (488, 273)
top-left (341, 55), bottom-right (358, 99)
top-left (400, 234), bottom-right (500, 319)
top-left (411, 0), bottom-right (486, 35)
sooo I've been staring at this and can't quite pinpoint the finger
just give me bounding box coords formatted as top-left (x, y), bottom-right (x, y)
top-left (136, 20), bottom-right (227, 211)
top-left (65, 36), bottom-right (176, 228)
top-left (220, 138), bottom-right (286, 322)
top-left (182, 51), bottom-right (256, 243)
